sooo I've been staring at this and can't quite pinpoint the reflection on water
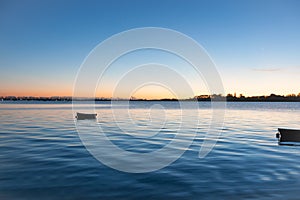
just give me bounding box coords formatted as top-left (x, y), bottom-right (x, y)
top-left (1, 102), bottom-right (300, 199)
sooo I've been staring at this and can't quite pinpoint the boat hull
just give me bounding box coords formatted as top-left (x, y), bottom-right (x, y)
top-left (76, 113), bottom-right (97, 120)
top-left (277, 128), bottom-right (300, 145)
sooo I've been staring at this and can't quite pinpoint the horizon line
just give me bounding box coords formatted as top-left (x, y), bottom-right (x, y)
top-left (1, 93), bottom-right (300, 100)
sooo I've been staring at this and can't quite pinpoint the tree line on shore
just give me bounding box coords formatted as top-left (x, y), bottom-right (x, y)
top-left (2, 93), bottom-right (300, 102)
top-left (195, 93), bottom-right (300, 102)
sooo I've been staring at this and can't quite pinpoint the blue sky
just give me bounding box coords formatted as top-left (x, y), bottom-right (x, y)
top-left (0, 0), bottom-right (299, 97)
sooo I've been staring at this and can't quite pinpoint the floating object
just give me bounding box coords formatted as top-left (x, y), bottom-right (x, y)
top-left (76, 112), bottom-right (97, 120)
top-left (276, 128), bottom-right (300, 145)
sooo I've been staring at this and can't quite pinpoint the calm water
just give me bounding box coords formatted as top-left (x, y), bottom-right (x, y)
top-left (1, 101), bottom-right (300, 199)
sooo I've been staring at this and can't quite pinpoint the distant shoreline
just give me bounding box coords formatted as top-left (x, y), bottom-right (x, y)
top-left (1, 93), bottom-right (300, 102)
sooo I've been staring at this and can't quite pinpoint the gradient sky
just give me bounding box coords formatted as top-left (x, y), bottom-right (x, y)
top-left (0, 0), bottom-right (299, 98)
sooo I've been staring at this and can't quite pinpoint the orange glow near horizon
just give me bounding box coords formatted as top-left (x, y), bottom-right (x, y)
top-left (129, 85), bottom-right (178, 100)
top-left (0, 86), bottom-right (73, 97)
top-left (1, 87), bottom-right (300, 98)
top-left (1, 79), bottom-right (300, 98)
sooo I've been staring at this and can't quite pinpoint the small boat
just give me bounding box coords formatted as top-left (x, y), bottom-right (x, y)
top-left (76, 112), bottom-right (97, 120)
top-left (276, 128), bottom-right (300, 145)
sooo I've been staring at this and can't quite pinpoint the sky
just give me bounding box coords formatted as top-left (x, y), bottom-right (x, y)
top-left (0, 0), bottom-right (299, 98)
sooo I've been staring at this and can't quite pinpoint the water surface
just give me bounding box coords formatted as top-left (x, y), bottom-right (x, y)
top-left (1, 101), bottom-right (300, 199)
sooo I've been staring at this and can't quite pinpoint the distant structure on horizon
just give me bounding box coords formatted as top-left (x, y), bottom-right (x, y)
top-left (1, 93), bottom-right (300, 102)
